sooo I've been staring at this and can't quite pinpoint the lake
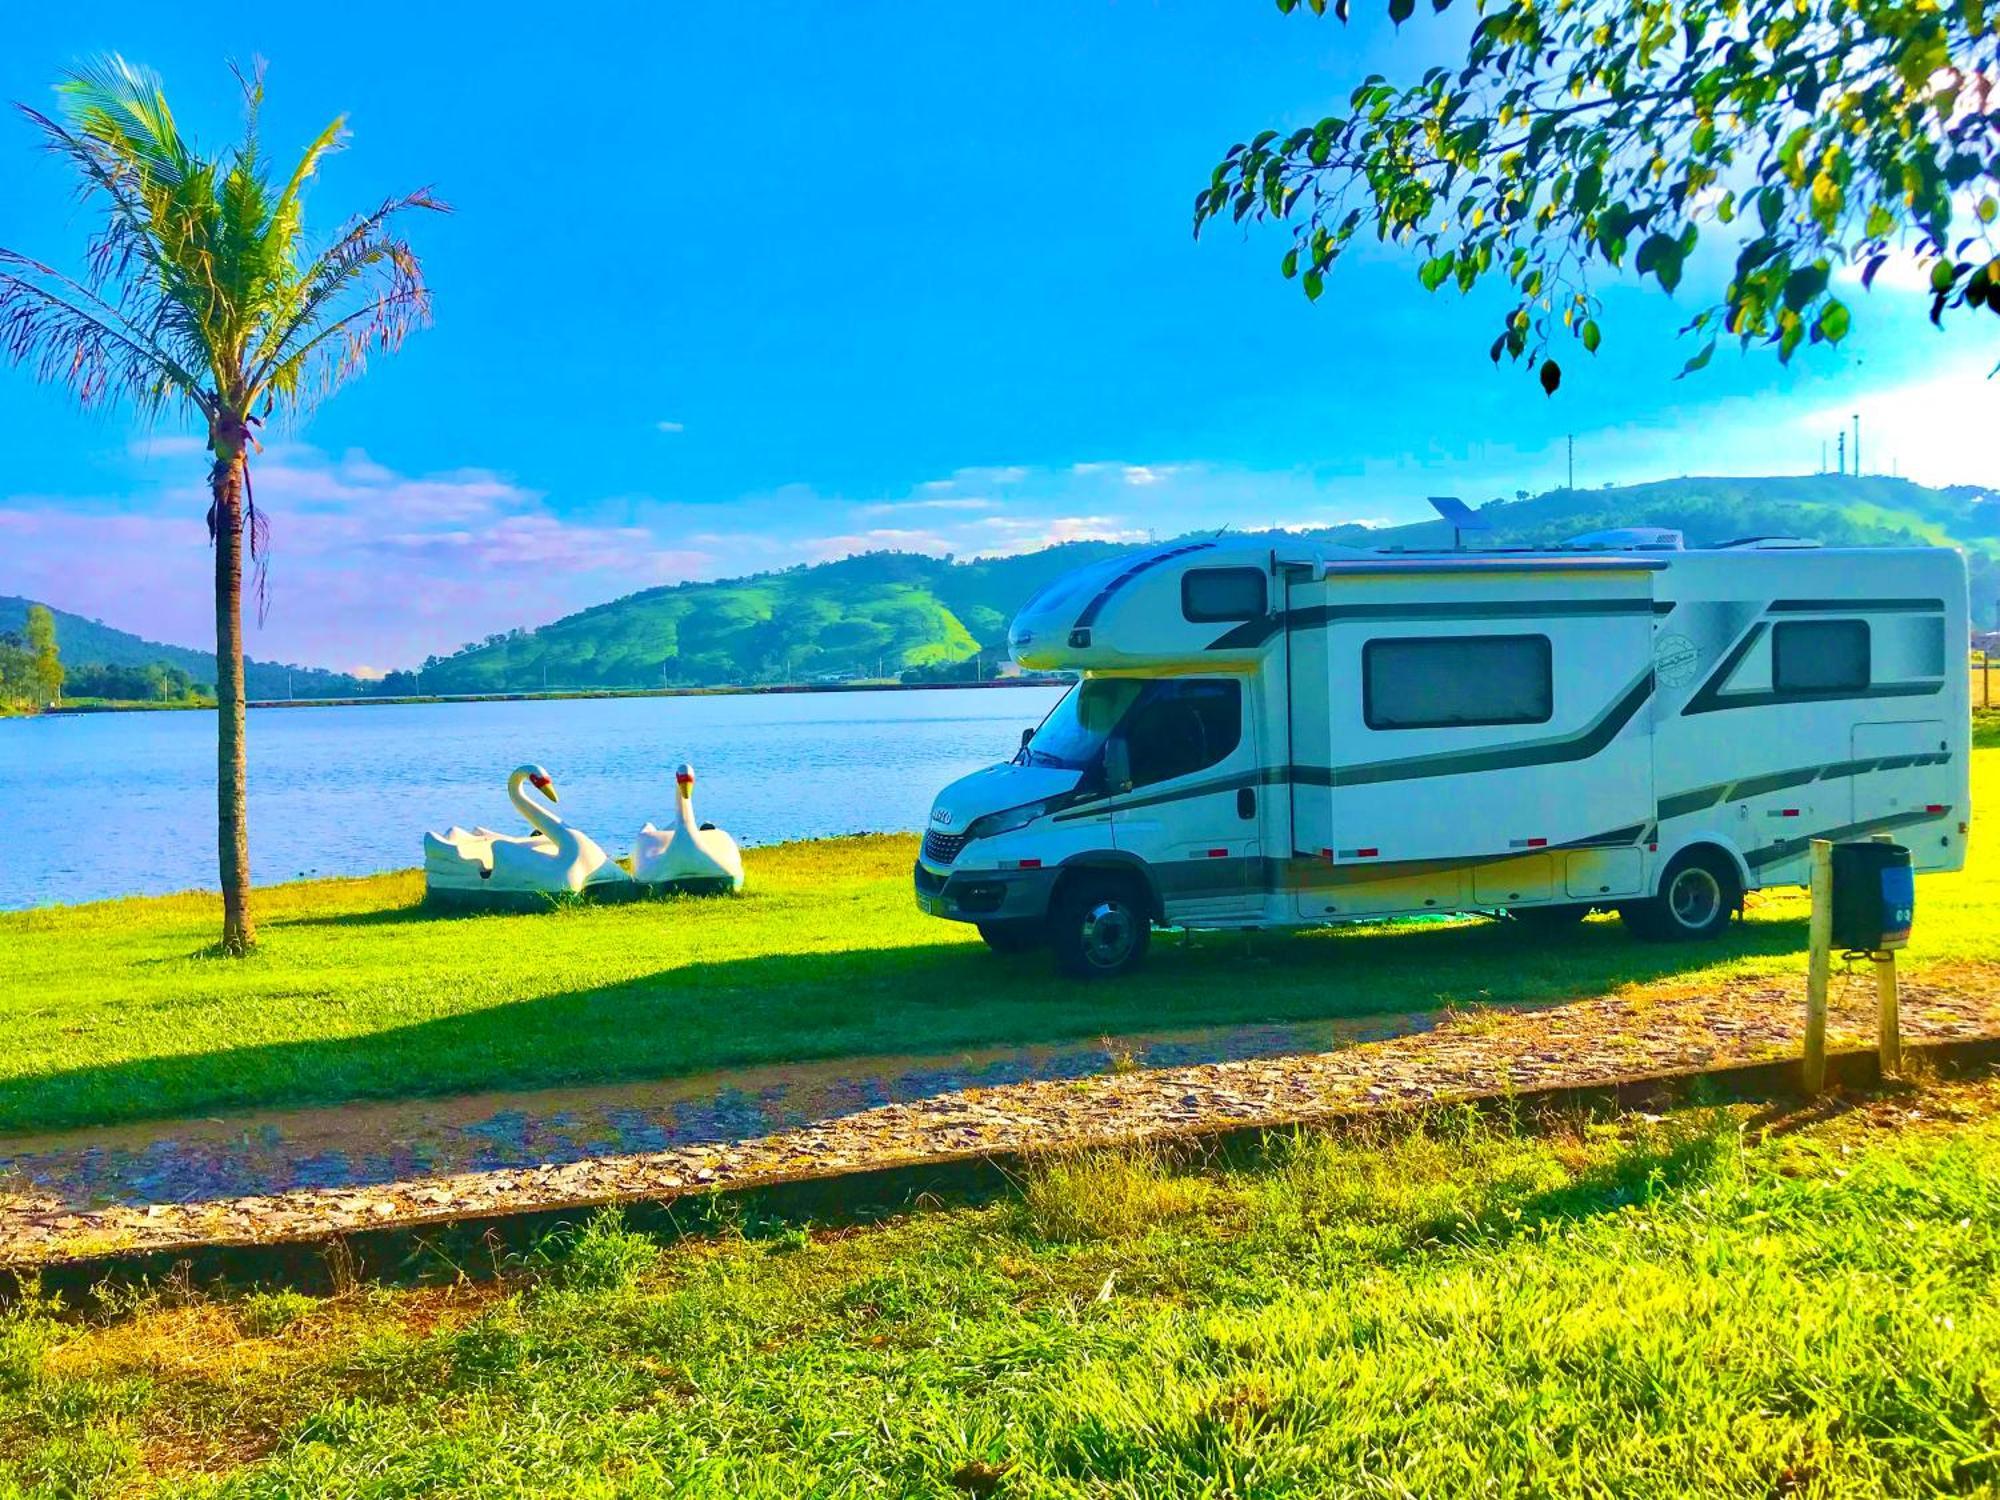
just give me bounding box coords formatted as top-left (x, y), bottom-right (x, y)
top-left (0, 686), bottom-right (1068, 910)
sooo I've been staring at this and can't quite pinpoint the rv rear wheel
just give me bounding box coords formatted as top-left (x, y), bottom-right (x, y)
top-left (1050, 873), bottom-right (1152, 979)
top-left (1621, 849), bottom-right (1740, 942)
top-left (977, 920), bottom-right (1044, 955)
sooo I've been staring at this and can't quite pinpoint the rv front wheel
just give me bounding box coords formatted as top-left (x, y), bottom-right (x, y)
top-left (1621, 849), bottom-right (1740, 942)
top-left (1050, 873), bottom-right (1152, 979)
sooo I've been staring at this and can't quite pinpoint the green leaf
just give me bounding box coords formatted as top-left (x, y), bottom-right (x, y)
top-left (1281, 247), bottom-right (1300, 279)
top-left (1980, 196), bottom-right (1999, 225)
top-left (1930, 259), bottom-right (1956, 293)
top-left (1581, 319), bottom-right (1601, 353)
top-left (1782, 264), bottom-right (1829, 311)
top-left (1678, 338), bottom-right (1716, 377)
top-left (1303, 269), bottom-right (1325, 301)
top-left (1572, 164), bottom-right (1603, 215)
top-left (1817, 299), bottom-right (1850, 343)
top-left (1388, 0), bottom-right (1415, 23)
top-left (1538, 358), bottom-right (1561, 395)
top-left (1419, 254), bottom-right (1454, 292)
top-left (1757, 188), bottom-right (1784, 232)
top-left (1635, 232), bottom-right (1684, 292)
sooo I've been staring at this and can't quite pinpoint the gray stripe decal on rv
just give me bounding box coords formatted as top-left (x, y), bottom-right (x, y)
top-left (1207, 596), bottom-right (1658, 651)
top-left (1767, 597), bottom-right (1946, 613)
top-left (1686, 680), bottom-right (1947, 716)
top-left (1744, 808), bottom-right (1950, 870)
top-left (1072, 542), bottom-right (1214, 631)
top-left (1656, 752), bottom-right (1950, 823)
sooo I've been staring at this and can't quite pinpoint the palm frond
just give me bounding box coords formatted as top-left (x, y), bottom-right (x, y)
top-left (272, 113), bottom-right (348, 227)
top-left (249, 188), bottom-right (446, 402)
top-left (0, 253), bottom-right (204, 414)
top-left (54, 55), bottom-right (193, 189)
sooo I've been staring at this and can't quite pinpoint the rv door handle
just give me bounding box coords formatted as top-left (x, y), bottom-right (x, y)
top-left (1237, 787), bottom-right (1256, 819)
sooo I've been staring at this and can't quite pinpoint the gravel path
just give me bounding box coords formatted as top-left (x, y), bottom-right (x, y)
top-left (3, 966), bottom-right (1994, 1267)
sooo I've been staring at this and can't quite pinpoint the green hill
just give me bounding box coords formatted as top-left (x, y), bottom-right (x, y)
top-left (0, 597), bottom-right (365, 701)
top-left (416, 473), bottom-right (1996, 692)
top-left (411, 545), bottom-right (1142, 693)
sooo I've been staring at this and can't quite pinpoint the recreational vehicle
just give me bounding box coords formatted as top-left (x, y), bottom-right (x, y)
top-left (913, 531), bottom-right (1970, 976)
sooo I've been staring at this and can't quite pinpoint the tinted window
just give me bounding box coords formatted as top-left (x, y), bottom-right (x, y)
top-left (1119, 679), bottom-right (1243, 786)
top-left (1363, 635), bottom-right (1552, 730)
top-left (1772, 620), bottom-right (1870, 694)
top-left (1181, 567), bottom-right (1268, 623)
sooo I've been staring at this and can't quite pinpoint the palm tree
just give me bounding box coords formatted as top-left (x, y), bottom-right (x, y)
top-left (0, 57), bottom-right (444, 953)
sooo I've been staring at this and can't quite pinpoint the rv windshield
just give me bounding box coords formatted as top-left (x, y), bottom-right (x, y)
top-left (1020, 679), bottom-right (1146, 771)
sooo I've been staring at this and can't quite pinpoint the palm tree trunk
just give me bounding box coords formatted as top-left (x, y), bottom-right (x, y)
top-left (211, 454), bottom-right (256, 953)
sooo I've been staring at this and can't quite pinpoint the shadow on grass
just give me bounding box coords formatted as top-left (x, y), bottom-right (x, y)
top-left (0, 910), bottom-right (1810, 1143)
top-left (273, 887), bottom-right (730, 929)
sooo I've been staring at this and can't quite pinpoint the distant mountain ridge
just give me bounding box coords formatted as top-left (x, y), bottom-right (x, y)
top-left (418, 473), bottom-right (1997, 694)
top-left (9, 474), bottom-right (1995, 698)
top-left (0, 597), bottom-right (365, 701)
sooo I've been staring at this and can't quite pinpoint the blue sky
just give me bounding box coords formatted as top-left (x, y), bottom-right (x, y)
top-left (0, 2), bottom-right (1992, 672)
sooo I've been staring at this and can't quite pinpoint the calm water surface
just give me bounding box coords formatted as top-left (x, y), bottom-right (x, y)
top-left (0, 687), bottom-right (1066, 910)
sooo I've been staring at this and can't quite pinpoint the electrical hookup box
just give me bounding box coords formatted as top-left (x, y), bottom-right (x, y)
top-left (1830, 841), bottom-right (1916, 953)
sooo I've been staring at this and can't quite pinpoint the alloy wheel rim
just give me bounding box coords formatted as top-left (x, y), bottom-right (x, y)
top-left (1668, 867), bottom-right (1722, 929)
top-left (1081, 900), bottom-right (1137, 968)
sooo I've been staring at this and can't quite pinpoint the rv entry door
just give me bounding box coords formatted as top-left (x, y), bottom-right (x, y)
top-left (1105, 677), bottom-right (1263, 923)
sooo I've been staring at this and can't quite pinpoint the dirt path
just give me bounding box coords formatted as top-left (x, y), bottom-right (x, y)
top-left (3, 966), bottom-right (1995, 1267)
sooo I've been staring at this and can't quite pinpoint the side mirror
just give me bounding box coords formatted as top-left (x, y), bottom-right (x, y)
top-left (1102, 738), bottom-right (1132, 792)
top-left (1020, 726), bottom-right (1034, 751)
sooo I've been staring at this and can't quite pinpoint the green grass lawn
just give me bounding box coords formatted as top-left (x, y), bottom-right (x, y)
top-left (4, 1074), bottom-right (1998, 1496)
top-left (2, 748), bottom-right (1994, 1138)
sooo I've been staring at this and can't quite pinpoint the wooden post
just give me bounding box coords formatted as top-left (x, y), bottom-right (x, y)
top-left (1875, 950), bottom-right (1901, 1077)
top-left (1804, 839), bottom-right (1833, 1096)
top-left (1872, 831), bottom-right (1901, 1076)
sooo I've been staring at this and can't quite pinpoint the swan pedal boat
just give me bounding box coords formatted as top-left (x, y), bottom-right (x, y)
top-left (632, 762), bottom-right (746, 894)
top-left (425, 764), bottom-right (639, 909)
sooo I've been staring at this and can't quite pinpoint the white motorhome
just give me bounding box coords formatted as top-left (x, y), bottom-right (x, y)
top-left (914, 532), bottom-right (1970, 976)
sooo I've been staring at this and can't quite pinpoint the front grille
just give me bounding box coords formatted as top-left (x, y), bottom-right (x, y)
top-left (922, 828), bottom-right (967, 864)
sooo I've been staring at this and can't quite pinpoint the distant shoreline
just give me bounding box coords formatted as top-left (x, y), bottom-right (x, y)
top-left (40, 676), bottom-right (1066, 717)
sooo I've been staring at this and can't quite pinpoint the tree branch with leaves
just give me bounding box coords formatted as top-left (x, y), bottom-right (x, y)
top-left (1195, 0), bottom-right (1998, 391)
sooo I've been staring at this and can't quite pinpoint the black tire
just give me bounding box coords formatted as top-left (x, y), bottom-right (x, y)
top-left (1049, 872), bottom-right (1153, 979)
top-left (1620, 848), bottom-right (1741, 942)
top-left (1506, 903), bottom-right (1592, 935)
top-left (977, 920), bottom-right (1044, 954)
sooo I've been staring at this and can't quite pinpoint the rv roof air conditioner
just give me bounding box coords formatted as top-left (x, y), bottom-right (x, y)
top-left (1562, 527), bottom-right (1685, 551)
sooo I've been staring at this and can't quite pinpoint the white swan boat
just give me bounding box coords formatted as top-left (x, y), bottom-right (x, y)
top-left (633, 762), bottom-right (745, 893)
top-left (425, 764), bottom-right (633, 904)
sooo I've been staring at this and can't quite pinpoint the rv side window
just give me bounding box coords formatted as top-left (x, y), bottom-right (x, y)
top-left (1120, 679), bottom-right (1243, 786)
top-left (1772, 619), bottom-right (1870, 695)
top-left (1181, 568), bottom-right (1268, 623)
top-left (1363, 635), bottom-right (1553, 731)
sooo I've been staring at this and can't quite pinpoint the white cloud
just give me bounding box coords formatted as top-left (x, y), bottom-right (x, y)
top-left (656, 420), bottom-right (685, 434)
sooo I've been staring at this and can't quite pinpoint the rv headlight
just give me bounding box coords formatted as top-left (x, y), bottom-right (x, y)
top-left (964, 801), bottom-right (1049, 842)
